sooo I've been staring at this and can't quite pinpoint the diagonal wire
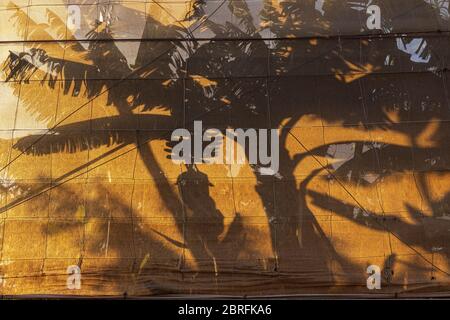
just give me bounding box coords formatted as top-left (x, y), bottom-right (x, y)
top-left (0, 0), bottom-right (228, 177)
top-left (148, 0), bottom-right (196, 40)
top-left (0, 0), bottom-right (230, 213)
top-left (0, 90), bottom-right (235, 214)
top-left (3, 0), bottom-right (449, 279)
top-left (286, 130), bottom-right (450, 277)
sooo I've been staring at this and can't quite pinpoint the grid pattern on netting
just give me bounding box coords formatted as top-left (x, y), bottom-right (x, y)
top-left (0, 0), bottom-right (449, 297)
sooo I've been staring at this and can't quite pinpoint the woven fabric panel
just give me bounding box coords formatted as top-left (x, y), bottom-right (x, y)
top-left (0, 0), bottom-right (449, 297)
